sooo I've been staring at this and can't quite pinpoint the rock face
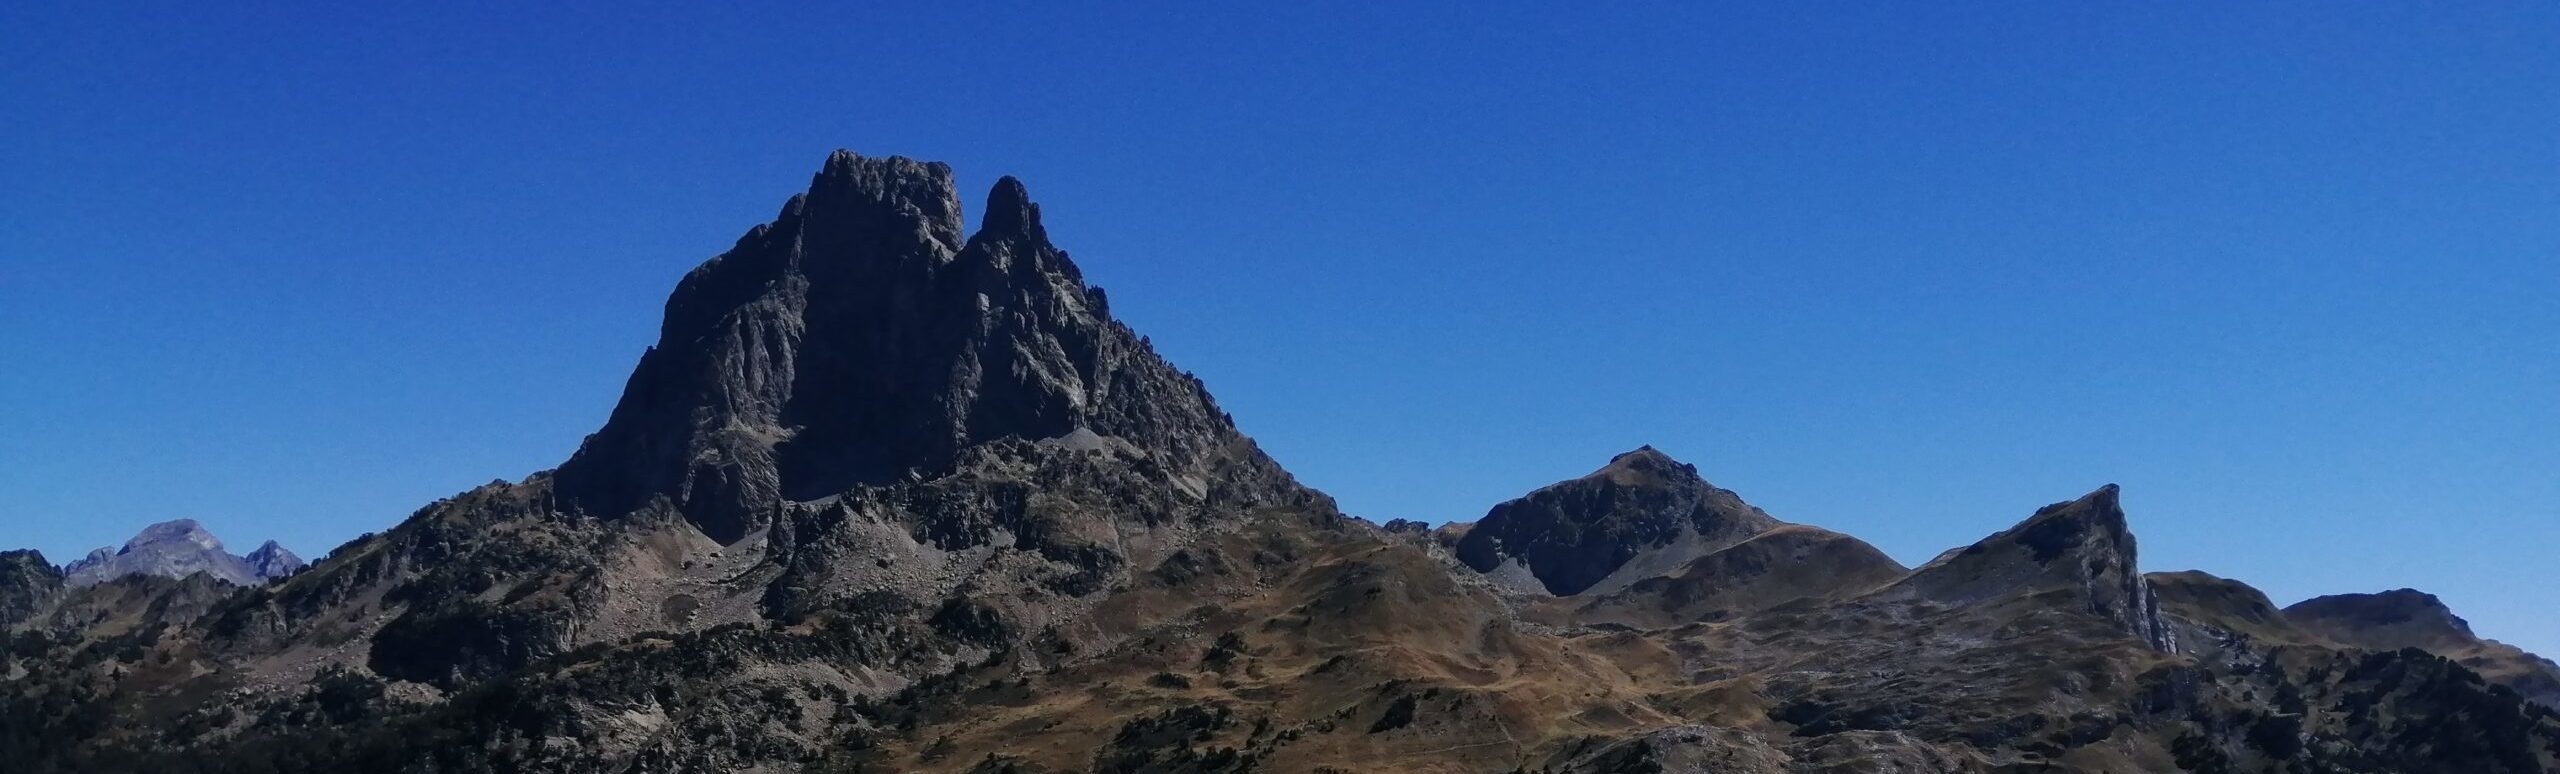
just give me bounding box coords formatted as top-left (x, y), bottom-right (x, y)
top-left (553, 153), bottom-right (1309, 543)
top-left (60, 519), bottom-right (292, 588)
top-left (1893, 484), bottom-right (2176, 652)
top-left (1451, 446), bottom-right (1781, 595)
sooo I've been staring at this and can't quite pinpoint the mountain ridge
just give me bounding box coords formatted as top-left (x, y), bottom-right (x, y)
top-left (3, 151), bottom-right (2553, 773)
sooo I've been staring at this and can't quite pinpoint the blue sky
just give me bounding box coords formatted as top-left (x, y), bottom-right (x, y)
top-left (4, 3), bottom-right (2553, 653)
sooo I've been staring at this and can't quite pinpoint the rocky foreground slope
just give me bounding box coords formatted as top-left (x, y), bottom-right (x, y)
top-left (4, 152), bottom-right (2555, 773)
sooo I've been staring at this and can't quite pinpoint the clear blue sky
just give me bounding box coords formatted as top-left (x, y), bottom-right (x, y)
top-left (4, 3), bottom-right (2553, 653)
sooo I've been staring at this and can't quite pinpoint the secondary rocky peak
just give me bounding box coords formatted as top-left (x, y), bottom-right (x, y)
top-left (1894, 484), bottom-right (2174, 652)
top-left (242, 540), bottom-right (305, 579)
top-left (1453, 446), bottom-right (1781, 596)
top-left (2285, 588), bottom-right (2476, 641)
top-left (2012, 483), bottom-right (2126, 563)
top-left (554, 150), bottom-right (1311, 542)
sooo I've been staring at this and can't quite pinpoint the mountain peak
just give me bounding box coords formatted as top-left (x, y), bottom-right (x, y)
top-left (553, 152), bottom-right (1311, 542)
top-left (1894, 484), bottom-right (2174, 652)
top-left (1454, 447), bottom-right (1779, 596)
top-left (129, 518), bottom-right (222, 554)
top-left (1589, 445), bottom-right (1696, 486)
top-left (2011, 483), bottom-right (2123, 563)
top-left (978, 175), bottom-right (1044, 241)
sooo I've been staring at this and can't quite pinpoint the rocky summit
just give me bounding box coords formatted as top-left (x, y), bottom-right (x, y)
top-left (4, 151), bottom-right (2556, 773)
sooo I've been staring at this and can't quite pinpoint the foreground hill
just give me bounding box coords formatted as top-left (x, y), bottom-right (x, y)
top-left (4, 152), bottom-right (2555, 773)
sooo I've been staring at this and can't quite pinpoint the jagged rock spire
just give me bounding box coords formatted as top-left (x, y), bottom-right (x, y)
top-left (554, 151), bottom-right (1309, 542)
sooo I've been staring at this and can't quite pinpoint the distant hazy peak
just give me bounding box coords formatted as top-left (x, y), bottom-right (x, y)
top-left (243, 540), bottom-right (306, 580)
top-left (60, 519), bottom-right (295, 588)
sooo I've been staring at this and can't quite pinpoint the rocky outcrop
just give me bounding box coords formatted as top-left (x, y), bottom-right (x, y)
top-left (1890, 484), bottom-right (2175, 652)
top-left (1451, 446), bottom-right (1780, 596)
top-left (62, 519), bottom-right (276, 587)
top-left (553, 152), bottom-right (1313, 543)
top-left (0, 550), bottom-right (62, 627)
